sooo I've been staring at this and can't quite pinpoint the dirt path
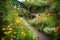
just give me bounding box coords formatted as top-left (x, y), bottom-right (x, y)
top-left (20, 18), bottom-right (51, 40)
top-left (29, 26), bottom-right (51, 40)
top-left (34, 29), bottom-right (51, 40)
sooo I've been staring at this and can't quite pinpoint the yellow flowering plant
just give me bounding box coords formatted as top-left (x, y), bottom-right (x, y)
top-left (0, 0), bottom-right (36, 40)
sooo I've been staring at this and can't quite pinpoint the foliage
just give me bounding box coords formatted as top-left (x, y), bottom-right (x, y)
top-left (28, 13), bottom-right (56, 34)
top-left (0, 0), bottom-right (36, 40)
top-left (23, 0), bottom-right (46, 6)
top-left (51, 0), bottom-right (60, 14)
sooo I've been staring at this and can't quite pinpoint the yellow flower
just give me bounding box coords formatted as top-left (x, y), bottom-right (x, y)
top-left (15, 18), bottom-right (20, 23)
top-left (4, 31), bottom-right (12, 35)
top-left (1, 37), bottom-right (4, 40)
top-left (8, 31), bottom-right (12, 33)
top-left (2, 28), bottom-right (6, 31)
top-left (4, 32), bottom-right (9, 35)
top-left (21, 31), bottom-right (26, 37)
top-left (14, 32), bottom-right (16, 34)
top-left (11, 39), bottom-right (13, 40)
top-left (8, 28), bottom-right (13, 30)
top-left (7, 25), bottom-right (13, 30)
